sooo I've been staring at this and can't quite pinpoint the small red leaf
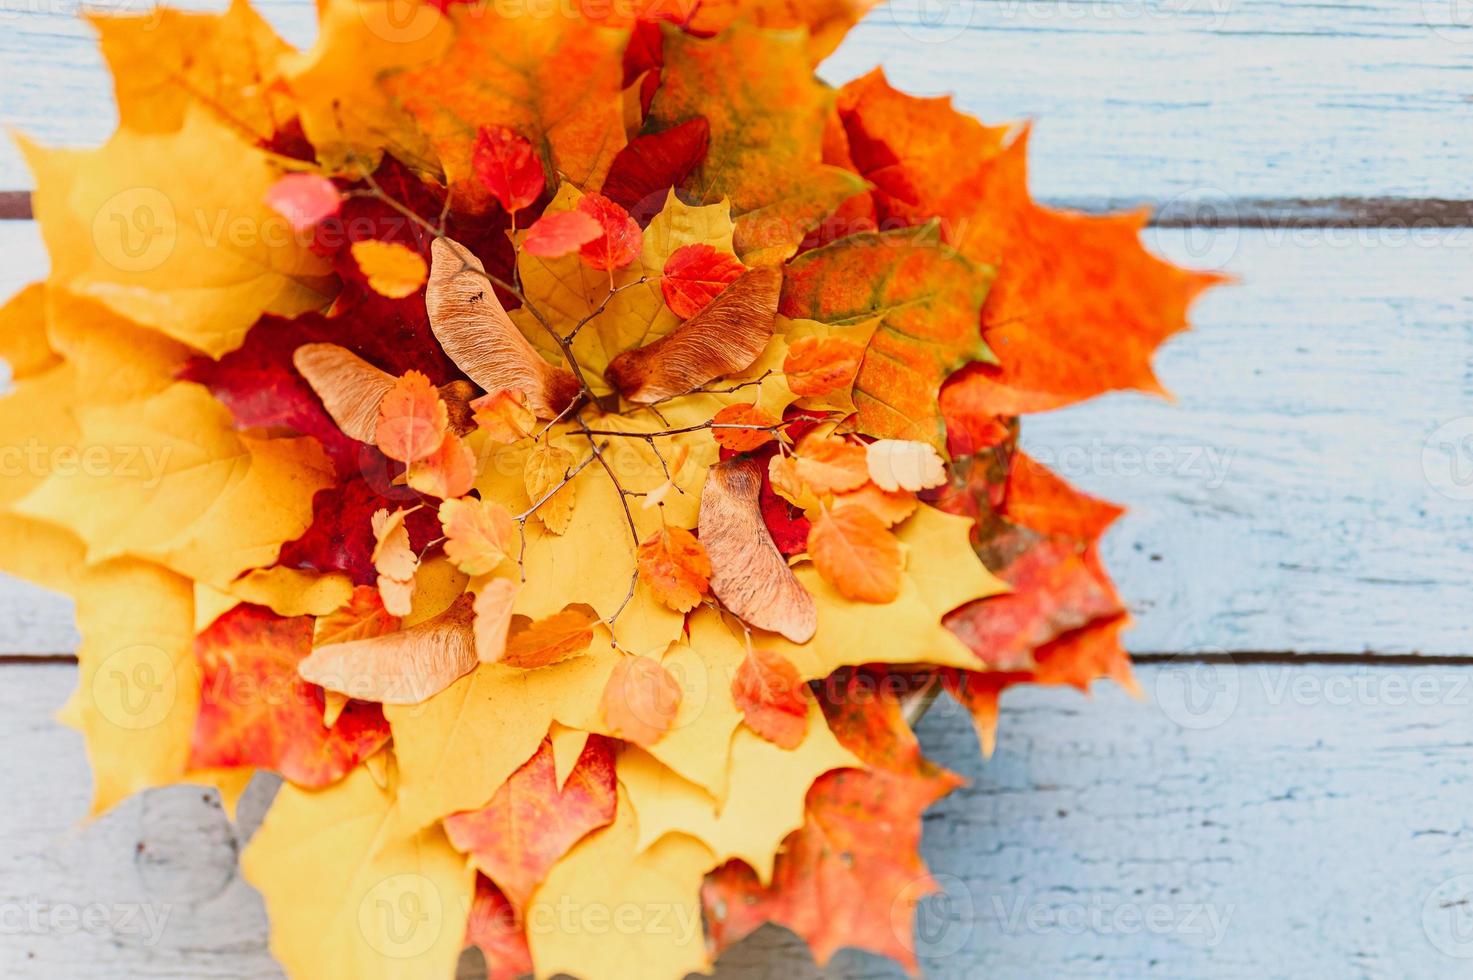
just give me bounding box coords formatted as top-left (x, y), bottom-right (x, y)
top-left (576, 192), bottom-right (642, 271)
top-left (523, 210), bottom-right (603, 257)
top-left (662, 243), bottom-right (745, 319)
top-left (473, 125), bottom-right (545, 214)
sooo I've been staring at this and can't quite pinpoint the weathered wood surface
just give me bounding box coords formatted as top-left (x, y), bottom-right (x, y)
top-left (4, 219), bottom-right (1471, 655)
top-left (6, 661), bottom-right (1473, 979)
top-left (3, 0), bottom-right (1472, 211)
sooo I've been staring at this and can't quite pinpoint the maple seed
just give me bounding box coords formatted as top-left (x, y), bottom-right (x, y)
top-left (426, 237), bottom-right (581, 418)
top-left (604, 266), bottom-right (782, 403)
top-left (297, 594), bottom-right (479, 705)
top-left (699, 457), bottom-right (817, 644)
top-left (292, 343), bottom-right (396, 444)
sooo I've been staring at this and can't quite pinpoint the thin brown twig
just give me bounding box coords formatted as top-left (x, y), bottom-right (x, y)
top-left (573, 416), bottom-right (641, 624)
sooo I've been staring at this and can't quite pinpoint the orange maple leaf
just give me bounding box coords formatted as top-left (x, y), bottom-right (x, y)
top-left (445, 736), bottom-right (617, 910)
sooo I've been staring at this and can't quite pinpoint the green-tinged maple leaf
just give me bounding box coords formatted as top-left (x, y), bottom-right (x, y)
top-left (648, 23), bottom-right (865, 264)
top-left (780, 224), bottom-right (994, 450)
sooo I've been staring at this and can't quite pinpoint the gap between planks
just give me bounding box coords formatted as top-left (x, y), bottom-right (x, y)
top-left (7, 652), bottom-right (1473, 666)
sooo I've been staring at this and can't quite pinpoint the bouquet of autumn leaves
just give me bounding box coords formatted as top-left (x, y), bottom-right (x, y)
top-left (0, 0), bottom-right (1221, 976)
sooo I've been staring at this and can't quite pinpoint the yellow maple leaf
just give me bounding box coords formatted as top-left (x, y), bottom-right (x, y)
top-left (620, 697), bottom-right (857, 882)
top-left (0, 283), bottom-right (59, 380)
top-left (766, 505), bottom-right (1010, 680)
top-left (278, 0), bottom-right (450, 176)
top-left (20, 107), bottom-right (335, 357)
top-left (14, 382), bottom-right (334, 588)
top-left (89, 0), bottom-right (296, 142)
top-left (242, 762), bottom-right (474, 980)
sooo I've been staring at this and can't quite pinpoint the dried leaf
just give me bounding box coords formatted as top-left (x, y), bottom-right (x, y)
top-left (265, 173), bottom-right (341, 232)
top-left (783, 335), bottom-right (863, 397)
top-left (298, 594), bottom-right (478, 704)
top-left (370, 507), bottom-right (417, 616)
top-left (426, 237), bottom-right (580, 418)
top-left (699, 457), bottom-right (816, 643)
top-left (375, 371), bottom-right (449, 463)
top-left (577, 192), bottom-right (643, 271)
top-left (636, 525), bottom-right (712, 612)
top-left (777, 435), bottom-right (869, 501)
top-left (601, 655), bottom-right (682, 747)
top-left (444, 736), bottom-right (616, 909)
top-left (439, 496), bottom-right (515, 575)
top-left (661, 242), bottom-right (744, 319)
top-left (473, 125), bottom-right (544, 214)
top-left (524, 443), bottom-right (577, 535)
top-left (605, 266), bottom-right (781, 402)
top-left (523, 209), bottom-right (603, 257)
top-left (473, 578), bottom-right (519, 664)
top-left (503, 606), bottom-right (598, 669)
top-left (866, 438), bottom-right (946, 492)
top-left (732, 647), bottom-right (809, 749)
top-left (350, 239), bottom-right (428, 299)
top-left (808, 505), bottom-right (902, 603)
top-left (292, 342), bottom-right (395, 444)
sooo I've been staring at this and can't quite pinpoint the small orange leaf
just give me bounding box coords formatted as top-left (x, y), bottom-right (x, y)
top-left (636, 525), bottom-right (712, 612)
top-left (472, 390), bottom-right (536, 443)
top-left (350, 239), bottom-right (428, 299)
top-left (577, 192), bottom-right (642, 271)
top-left (474, 579), bottom-right (519, 664)
top-left (732, 647), bottom-right (808, 749)
top-left (376, 371), bottom-right (449, 463)
top-left (792, 435), bottom-right (870, 497)
top-left (503, 606), bottom-right (597, 668)
top-left (711, 403), bottom-right (777, 452)
top-left (601, 655), bottom-right (681, 747)
top-left (808, 505), bottom-right (902, 603)
top-left (833, 482), bottom-right (917, 528)
top-left (662, 242), bottom-right (745, 319)
top-left (439, 496), bottom-right (516, 575)
top-left (407, 431), bottom-right (477, 499)
top-left (523, 210), bottom-right (602, 258)
top-left (783, 336), bottom-right (864, 397)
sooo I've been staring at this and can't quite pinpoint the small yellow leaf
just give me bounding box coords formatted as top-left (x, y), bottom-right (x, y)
top-left (352, 240), bottom-right (428, 299)
top-left (866, 438), bottom-right (947, 492)
top-left (439, 496), bottom-right (515, 576)
top-left (524, 443), bottom-right (577, 535)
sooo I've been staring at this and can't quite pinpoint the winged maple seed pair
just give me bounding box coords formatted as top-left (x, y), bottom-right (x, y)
top-left (290, 216), bottom-right (947, 708)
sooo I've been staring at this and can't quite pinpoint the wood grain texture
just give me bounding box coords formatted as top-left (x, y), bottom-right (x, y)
top-left (5, 221), bottom-right (1471, 655)
top-left (2, 0), bottom-right (1472, 210)
top-left (6, 660), bottom-right (1473, 978)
